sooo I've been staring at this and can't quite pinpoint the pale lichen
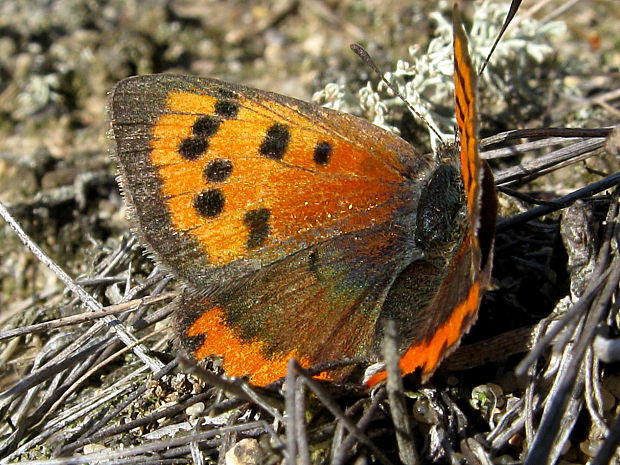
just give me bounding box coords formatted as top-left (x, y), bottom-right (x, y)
top-left (313, 1), bottom-right (569, 149)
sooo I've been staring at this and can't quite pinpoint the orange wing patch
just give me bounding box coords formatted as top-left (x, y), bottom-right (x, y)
top-left (367, 280), bottom-right (481, 386)
top-left (150, 90), bottom-right (408, 266)
top-left (188, 305), bottom-right (327, 385)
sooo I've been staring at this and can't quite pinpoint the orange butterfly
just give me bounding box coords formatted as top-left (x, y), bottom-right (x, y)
top-left (110, 6), bottom-right (497, 386)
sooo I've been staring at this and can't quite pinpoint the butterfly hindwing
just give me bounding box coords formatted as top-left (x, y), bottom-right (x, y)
top-left (175, 220), bottom-right (416, 385)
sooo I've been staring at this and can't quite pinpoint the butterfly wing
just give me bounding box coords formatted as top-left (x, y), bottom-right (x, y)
top-left (110, 74), bottom-right (434, 294)
top-left (453, 6), bottom-right (482, 224)
top-left (175, 219), bottom-right (415, 385)
top-left (453, 6), bottom-right (497, 284)
top-left (366, 6), bottom-right (497, 386)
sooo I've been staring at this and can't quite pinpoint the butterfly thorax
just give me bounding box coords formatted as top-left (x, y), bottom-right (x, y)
top-left (416, 143), bottom-right (468, 249)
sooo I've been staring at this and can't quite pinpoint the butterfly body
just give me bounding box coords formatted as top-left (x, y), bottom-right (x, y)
top-left (110, 8), bottom-right (496, 386)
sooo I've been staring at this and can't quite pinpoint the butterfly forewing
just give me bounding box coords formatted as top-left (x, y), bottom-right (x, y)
top-left (453, 6), bottom-right (482, 225)
top-left (111, 75), bottom-right (433, 292)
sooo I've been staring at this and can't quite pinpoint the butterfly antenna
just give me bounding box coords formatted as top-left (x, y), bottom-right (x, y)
top-left (479, 0), bottom-right (523, 74)
top-left (350, 43), bottom-right (444, 143)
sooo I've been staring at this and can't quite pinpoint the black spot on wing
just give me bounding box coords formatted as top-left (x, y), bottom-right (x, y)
top-left (215, 99), bottom-right (240, 119)
top-left (314, 141), bottom-right (333, 166)
top-left (204, 159), bottom-right (233, 183)
top-left (194, 189), bottom-right (225, 217)
top-left (193, 115), bottom-right (221, 138)
top-left (179, 137), bottom-right (208, 160)
top-left (259, 124), bottom-right (289, 160)
top-left (244, 208), bottom-right (271, 249)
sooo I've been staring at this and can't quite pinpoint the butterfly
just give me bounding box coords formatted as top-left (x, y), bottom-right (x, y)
top-left (109, 5), bottom-right (497, 387)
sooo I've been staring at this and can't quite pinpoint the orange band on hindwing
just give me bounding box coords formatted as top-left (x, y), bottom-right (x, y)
top-left (187, 305), bottom-right (310, 385)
